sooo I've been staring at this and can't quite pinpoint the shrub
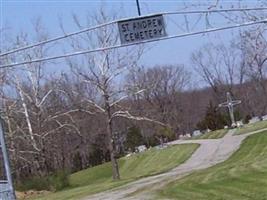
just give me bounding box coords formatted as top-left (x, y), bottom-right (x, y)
top-left (49, 170), bottom-right (70, 191)
top-left (16, 170), bottom-right (70, 192)
top-left (124, 126), bottom-right (145, 152)
top-left (16, 176), bottom-right (51, 191)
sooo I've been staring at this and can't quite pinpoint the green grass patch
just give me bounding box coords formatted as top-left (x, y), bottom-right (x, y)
top-left (157, 131), bottom-right (267, 200)
top-left (191, 129), bottom-right (228, 140)
top-left (235, 120), bottom-right (267, 135)
top-left (29, 143), bottom-right (199, 200)
top-left (16, 170), bottom-right (70, 192)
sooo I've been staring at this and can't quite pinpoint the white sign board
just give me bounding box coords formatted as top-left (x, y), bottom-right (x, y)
top-left (118, 14), bottom-right (167, 44)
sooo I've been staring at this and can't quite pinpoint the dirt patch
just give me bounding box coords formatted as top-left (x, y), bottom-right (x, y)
top-left (16, 190), bottom-right (51, 200)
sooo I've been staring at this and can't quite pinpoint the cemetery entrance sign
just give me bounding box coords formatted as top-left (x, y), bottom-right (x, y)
top-left (118, 14), bottom-right (167, 44)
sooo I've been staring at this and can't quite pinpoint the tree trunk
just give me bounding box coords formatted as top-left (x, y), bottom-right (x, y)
top-left (107, 119), bottom-right (120, 180)
top-left (104, 94), bottom-right (120, 180)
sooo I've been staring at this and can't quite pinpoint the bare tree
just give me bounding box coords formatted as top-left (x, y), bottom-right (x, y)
top-left (0, 20), bottom-right (84, 178)
top-left (240, 28), bottom-right (267, 115)
top-left (191, 41), bottom-right (247, 102)
top-left (62, 8), bottom-right (166, 180)
top-left (127, 65), bottom-right (190, 135)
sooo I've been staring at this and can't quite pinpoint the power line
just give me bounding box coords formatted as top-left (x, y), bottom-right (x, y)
top-left (0, 7), bottom-right (266, 57)
top-left (0, 18), bottom-right (266, 69)
top-left (163, 7), bottom-right (267, 16)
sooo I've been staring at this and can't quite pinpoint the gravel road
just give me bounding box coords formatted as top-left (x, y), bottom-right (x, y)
top-left (84, 128), bottom-right (267, 200)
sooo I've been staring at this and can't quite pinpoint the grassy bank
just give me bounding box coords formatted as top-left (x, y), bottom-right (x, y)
top-left (191, 129), bottom-right (228, 139)
top-left (235, 120), bottom-right (267, 135)
top-left (28, 143), bottom-right (198, 200)
top-left (157, 131), bottom-right (267, 200)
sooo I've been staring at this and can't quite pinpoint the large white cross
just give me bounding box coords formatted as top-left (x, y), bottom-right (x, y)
top-left (219, 92), bottom-right (242, 127)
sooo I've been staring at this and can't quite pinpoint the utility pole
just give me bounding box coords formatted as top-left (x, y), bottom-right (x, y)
top-left (218, 92), bottom-right (241, 128)
top-left (136, 0), bottom-right (141, 16)
top-left (0, 117), bottom-right (16, 200)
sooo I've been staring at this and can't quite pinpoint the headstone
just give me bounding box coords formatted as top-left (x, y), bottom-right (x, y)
top-left (185, 133), bottom-right (191, 138)
top-left (136, 145), bottom-right (147, 153)
top-left (125, 153), bottom-right (132, 158)
top-left (179, 133), bottom-right (192, 140)
top-left (192, 130), bottom-right (202, 137)
top-left (262, 115), bottom-right (267, 121)
top-left (203, 129), bottom-right (211, 134)
top-left (155, 143), bottom-right (168, 150)
top-left (236, 120), bottom-right (244, 127)
top-left (249, 117), bottom-right (260, 124)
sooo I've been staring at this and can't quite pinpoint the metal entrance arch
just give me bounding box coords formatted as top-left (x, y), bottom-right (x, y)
top-left (0, 118), bottom-right (16, 200)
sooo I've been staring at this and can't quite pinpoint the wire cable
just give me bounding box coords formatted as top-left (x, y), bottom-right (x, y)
top-left (1, 7), bottom-right (266, 57)
top-left (0, 18), bottom-right (266, 69)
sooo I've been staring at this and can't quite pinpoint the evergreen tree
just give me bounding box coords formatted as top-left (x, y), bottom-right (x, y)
top-left (124, 126), bottom-right (144, 152)
top-left (197, 101), bottom-right (227, 131)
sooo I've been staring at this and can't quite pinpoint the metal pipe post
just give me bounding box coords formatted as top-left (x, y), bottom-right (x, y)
top-left (136, 0), bottom-right (141, 16)
top-left (0, 118), bottom-right (16, 200)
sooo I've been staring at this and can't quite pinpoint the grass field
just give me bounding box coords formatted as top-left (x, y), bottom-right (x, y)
top-left (29, 143), bottom-right (198, 200)
top-left (235, 120), bottom-right (267, 135)
top-left (157, 130), bottom-right (267, 200)
top-left (191, 129), bottom-right (228, 139)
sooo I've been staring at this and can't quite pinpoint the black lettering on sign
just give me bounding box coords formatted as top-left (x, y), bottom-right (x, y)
top-left (158, 28), bottom-right (163, 35)
top-left (121, 24), bottom-right (128, 32)
top-left (134, 32), bottom-right (140, 40)
top-left (147, 19), bottom-right (152, 28)
top-left (132, 22), bottom-right (137, 30)
top-left (157, 19), bottom-right (162, 26)
top-left (142, 21), bottom-right (147, 29)
top-left (129, 33), bottom-right (135, 41)
top-left (139, 31), bottom-right (144, 40)
top-left (148, 29), bottom-right (153, 37)
top-left (118, 14), bottom-right (166, 44)
top-left (143, 30), bottom-right (148, 38)
top-left (125, 34), bottom-right (129, 42)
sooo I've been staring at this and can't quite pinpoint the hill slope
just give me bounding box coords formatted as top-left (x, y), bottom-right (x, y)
top-left (157, 130), bottom-right (267, 200)
top-left (235, 120), bottom-right (267, 135)
top-left (31, 143), bottom-right (198, 200)
top-left (191, 129), bottom-right (228, 139)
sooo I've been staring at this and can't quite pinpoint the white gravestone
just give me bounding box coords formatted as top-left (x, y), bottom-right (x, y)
top-left (236, 120), bottom-right (244, 127)
top-left (179, 133), bottom-right (191, 140)
top-left (262, 115), bottom-right (267, 121)
top-left (192, 130), bottom-right (202, 137)
top-left (185, 133), bottom-right (191, 138)
top-left (136, 145), bottom-right (147, 153)
top-left (249, 117), bottom-right (260, 124)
